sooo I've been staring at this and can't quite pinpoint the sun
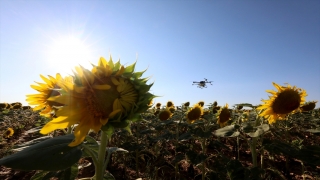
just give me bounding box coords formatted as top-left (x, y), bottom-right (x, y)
top-left (45, 35), bottom-right (96, 75)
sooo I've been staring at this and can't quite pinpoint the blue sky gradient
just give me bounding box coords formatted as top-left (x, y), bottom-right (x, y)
top-left (1, 1), bottom-right (319, 108)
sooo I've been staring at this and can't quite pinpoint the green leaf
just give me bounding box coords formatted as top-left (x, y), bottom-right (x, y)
top-left (13, 136), bottom-right (52, 150)
top-left (306, 128), bottom-right (320, 133)
top-left (56, 163), bottom-right (79, 180)
top-left (104, 171), bottom-right (116, 180)
top-left (214, 125), bottom-right (240, 137)
top-left (81, 136), bottom-right (99, 158)
top-left (124, 62), bottom-right (136, 74)
top-left (190, 127), bottom-right (212, 138)
top-left (226, 160), bottom-right (246, 180)
top-left (30, 171), bottom-right (49, 180)
top-left (0, 134), bottom-right (82, 171)
top-left (246, 124), bottom-right (269, 137)
top-left (241, 122), bottom-right (255, 133)
top-left (107, 147), bottom-right (128, 154)
top-left (186, 151), bottom-right (208, 165)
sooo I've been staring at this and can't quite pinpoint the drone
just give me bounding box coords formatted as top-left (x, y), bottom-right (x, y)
top-left (192, 78), bottom-right (213, 89)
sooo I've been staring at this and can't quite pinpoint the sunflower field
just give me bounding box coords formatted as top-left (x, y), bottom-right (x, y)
top-left (0, 56), bottom-right (319, 180)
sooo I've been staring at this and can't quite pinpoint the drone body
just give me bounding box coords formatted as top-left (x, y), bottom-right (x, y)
top-left (192, 78), bottom-right (213, 88)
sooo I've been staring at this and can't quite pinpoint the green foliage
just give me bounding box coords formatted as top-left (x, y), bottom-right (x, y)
top-left (0, 134), bottom-right (82, 171)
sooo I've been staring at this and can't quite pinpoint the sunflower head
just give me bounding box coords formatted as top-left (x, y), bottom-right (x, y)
top-left (158, 109), bottom-right (173, 121)
top-left (26, 73), bottom-right (71, 117)
top-left (36, 56), bottom-right (156, 146)
top-left (257, 82), bottom-right (307, 124)
top-left (168, 107), bottom-right (176, 113)
top-left (217, 103), bottom-right (231, 127)
top-left (184, 102), bottom-right (190, 107)
top-left (186, 104), bottom-right (203, 124)
top-left (155, 103), bottom-right (162, 109)
top-left (198, 101), bottom-right (205, 107)
top-left (213, 101), bottom-right (218, 107)
top-left (300, 101), bottom-right (318, 112)
top-left (11, 102), bottom-right (22, 109)
top-left (3, 128), bottom-right (14, 138)
top-left (212, 106), bottom-right (220, 114)
top-left (0, 103), bottom-right (9, 110)
top-left (166, 101), bottom-right (174, 108)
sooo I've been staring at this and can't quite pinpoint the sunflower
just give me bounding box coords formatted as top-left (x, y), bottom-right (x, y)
top-left (38, 56), bottom-right (155, 146)
top-left (155, 103), bottom-right (162, 109)
top-left (3, 128), bottom-right (14, 138)
top-left (300, 101), bottom-right (318, 112)
top-left (186, 104), bottom-right (203, 124)
top-left (217, 103), bottom-right (231, 127)
top-left (213, 101), bottom-right (218, 107)
top-left (197, 101), bottom-right (205, 107)
top-left (184, 102), bottom-right (190, 107)
top-left (26, 74), bottom-right (71, 117)
top-left (158, 109), bottom-right (173, 121)
top-left (257, 82), bottom-right (307, 124)
top-left (166, 101), bottom-right (174, 108)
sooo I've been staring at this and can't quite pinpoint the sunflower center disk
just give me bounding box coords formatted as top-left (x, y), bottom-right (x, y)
top-left (272, 89), bottom-right (301, 114)
top-left (85, 77), bottom-right (138, 120)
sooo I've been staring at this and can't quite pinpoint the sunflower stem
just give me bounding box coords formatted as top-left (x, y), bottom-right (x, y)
top-left (250, 137), bottom-right (258, 167)
top-left (95, 131), bottom-right (109, 180)
top-left (201, 138), bottom-right (206, 180)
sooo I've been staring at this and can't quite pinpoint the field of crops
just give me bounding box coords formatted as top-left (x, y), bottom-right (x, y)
top-left (0, 101), bottom-right (319, 180)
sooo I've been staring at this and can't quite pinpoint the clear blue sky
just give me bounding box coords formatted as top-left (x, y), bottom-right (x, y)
top-left (1, 1), bottom-right (319, 108)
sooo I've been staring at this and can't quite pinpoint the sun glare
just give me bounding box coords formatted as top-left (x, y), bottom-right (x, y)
top-left (46, 35), bottom-right (95, 75)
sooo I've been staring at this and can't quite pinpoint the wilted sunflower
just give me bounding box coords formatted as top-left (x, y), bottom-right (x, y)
top-left (198, 101), bottom-right (205, 107)
top-left (257, 82), bottom-right (307, 124)
top-left (26, 74), bottom-right (71, 117)
top-left (186, 104), bottom-right (203, 123)
top-left (37, 56), bottom-right (155, 146)
top-left (3, 128), bottom-right (14, 138)
top-left (300, 101), bottom-right (318, 112)
top-left (158, 109), bottom-right (173, 121)
top-left (217, 103), bottom-right (231, 127)
top-left (155, 103), bottom-right (161, 109)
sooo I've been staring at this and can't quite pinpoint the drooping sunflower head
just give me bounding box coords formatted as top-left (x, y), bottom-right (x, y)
top-left (39, 56), bottom-right (155, 146)
top-left (213, 101), bottom-right (218, 107)
top-left (257, 82), bottom-right (307, 124)
top-left (183, 101), bottom-right (190, 107)
top-left (300, 101), bottom-right (318, 112)
top-left (166, 101), bottom-right (174, 108)
top-left (155, 103), bottom-right (162, 109)
top-left (217, 103), bottom-right (231, 127)
top-left (158, 109), bottom-right (173, 121)
top-left (0, 103), bottom-right (9, 110)
top-left (26, 73), bottom-right (70, 117)
top-left (168, 107), bottom-right (176, 113)
top-left (197, 101), bottom-right (205, 107)
top-left (186, 104), bottom-right (203, 124)
top-left (212, 106), bottom-right (220, 114)
top-left (3, 128), bottom-right (14, 138)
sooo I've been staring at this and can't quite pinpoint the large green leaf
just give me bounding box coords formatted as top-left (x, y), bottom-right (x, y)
top-left (214, 125), bottom-right (240, 137)
top-left (81, 135), bottom-right (99, 158)
top-left (0, 134), bottom-right (82, 171)
top-left (246, 124), bottom-right (269, 137)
